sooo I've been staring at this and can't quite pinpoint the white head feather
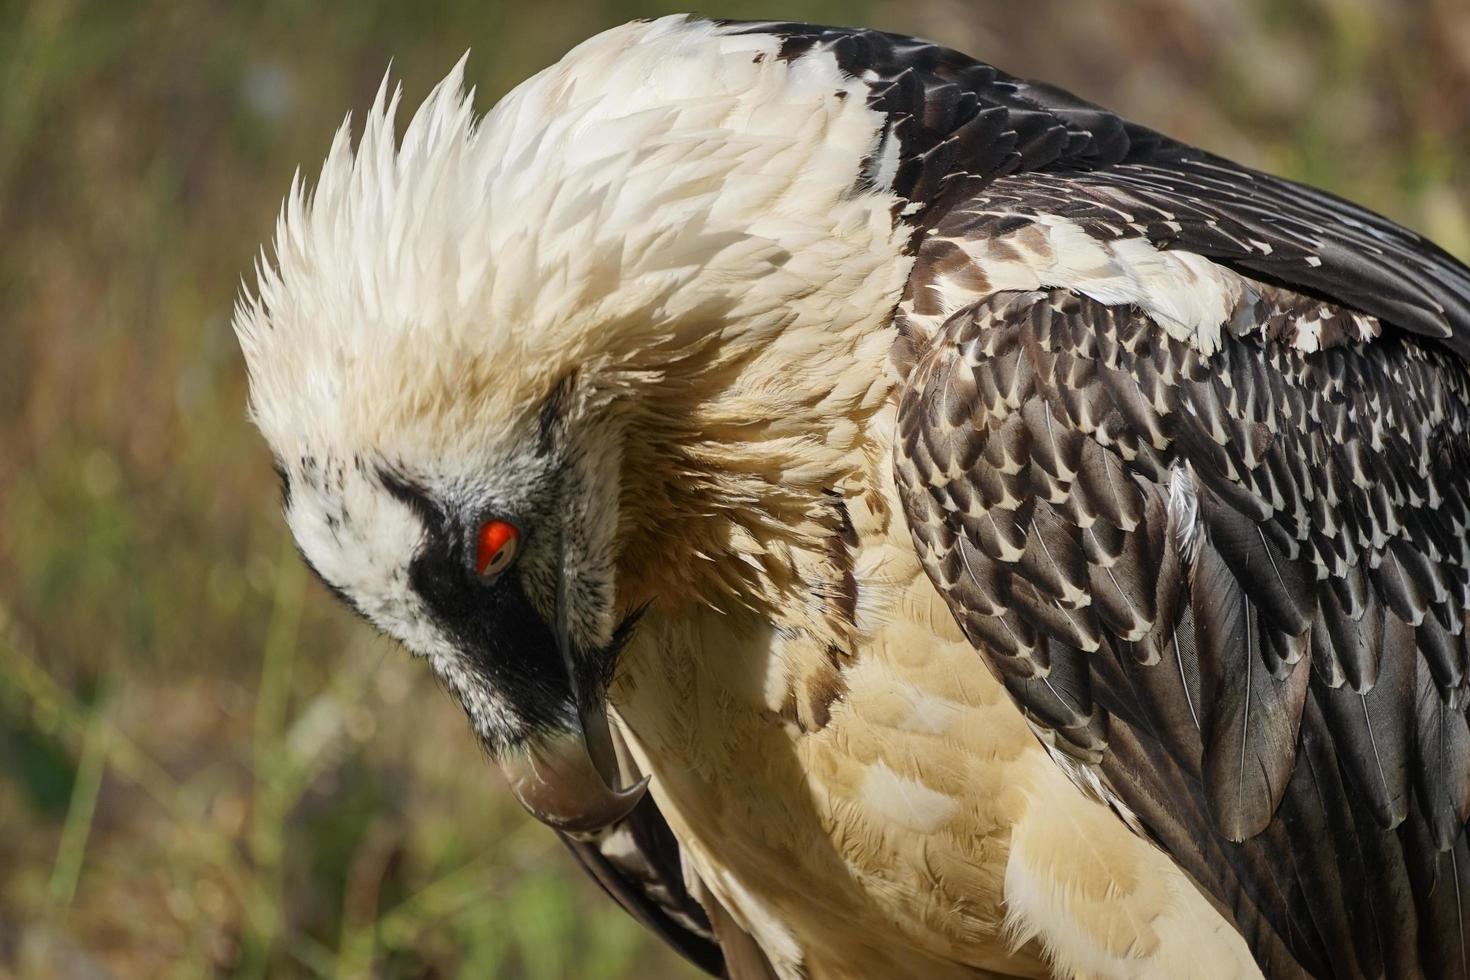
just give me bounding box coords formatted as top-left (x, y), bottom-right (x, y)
top-left (236, 15), bottom-right (905, 466)
top-left (231, 15), bottom-right (912, 724)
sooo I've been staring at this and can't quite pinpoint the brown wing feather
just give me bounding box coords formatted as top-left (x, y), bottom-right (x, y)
top-left (558, 802), bottom-right (732, 978)
top-left (556, 727), bottom-right (750, 978)
top-left (894, 287), bottom-right (1470, 979)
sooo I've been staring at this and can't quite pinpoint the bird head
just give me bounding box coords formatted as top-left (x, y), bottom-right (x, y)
top-left (270, 366), bottom-right (648, 833)
top-left (232, 16), bottom-right (910, 833)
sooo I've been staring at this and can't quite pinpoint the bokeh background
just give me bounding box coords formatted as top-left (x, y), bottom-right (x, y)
top-left (1, 0), bottom-right (1466, 976)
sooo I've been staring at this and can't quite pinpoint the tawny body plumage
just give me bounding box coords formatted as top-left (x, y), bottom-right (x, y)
top-left (614, 406), bottom-right (1258, 977)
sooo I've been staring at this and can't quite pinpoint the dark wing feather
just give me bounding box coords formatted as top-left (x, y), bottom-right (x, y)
top-left (894, 289), bottom-right (1470, 979)
top-left (723, 19), bottom-right (1470, 976)
top-left (558, 798), bottom-right (731, 979)
top-left (557, 725), bottom-right (761, 978)
top-left (1192, 538), bottom-right (1312, 842)
top-left (721, 20), bottom-right (1470, 357)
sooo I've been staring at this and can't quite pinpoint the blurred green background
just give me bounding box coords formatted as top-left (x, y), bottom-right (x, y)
top-left (0, 0), bottom-right (1465, 977)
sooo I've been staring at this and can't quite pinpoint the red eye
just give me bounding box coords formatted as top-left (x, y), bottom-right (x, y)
top-left (475, 520), bottom-right (520, 578)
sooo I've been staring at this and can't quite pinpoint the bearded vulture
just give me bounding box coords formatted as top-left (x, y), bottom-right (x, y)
top-left (233, 14), bottom-right (1470, 979)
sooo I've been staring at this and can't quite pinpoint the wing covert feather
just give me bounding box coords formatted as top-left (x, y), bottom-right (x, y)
top-left (894, 288), bottom-right (1470, 979)
top-left (719, 18), bottom-right (1470, 975)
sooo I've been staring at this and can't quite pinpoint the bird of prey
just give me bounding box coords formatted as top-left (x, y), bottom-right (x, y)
top-left (233, 15), bottom-right (1470, 979)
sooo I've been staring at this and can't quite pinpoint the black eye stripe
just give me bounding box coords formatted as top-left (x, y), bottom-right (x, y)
top-left (378, 468), bottom-right (450, 540)
top-left (379, 467), bottom-right (533, 584)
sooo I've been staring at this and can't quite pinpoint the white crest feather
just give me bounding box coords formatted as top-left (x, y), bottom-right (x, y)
top-left (234, 15), bottom-right (909, 473)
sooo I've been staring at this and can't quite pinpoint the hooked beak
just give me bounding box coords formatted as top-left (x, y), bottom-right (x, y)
top-left (496, 535), bottom-right (648, 836)
top-left (498, 700), bottom-right (650, 835)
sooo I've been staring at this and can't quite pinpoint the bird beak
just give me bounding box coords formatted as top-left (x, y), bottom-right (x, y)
top-left (496, 531), bottom-right (649, 836)
top-left (498, 700), bottom-right (650, 835)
